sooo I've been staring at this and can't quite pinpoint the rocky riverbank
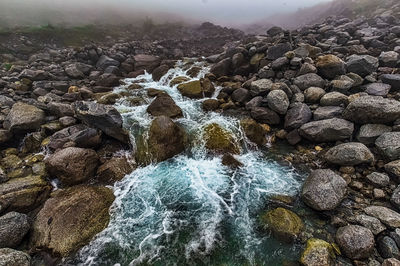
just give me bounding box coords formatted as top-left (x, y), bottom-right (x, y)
top-left (0, 6), bottom-right (400, 266)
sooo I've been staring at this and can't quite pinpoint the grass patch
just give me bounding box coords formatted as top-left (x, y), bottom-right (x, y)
top-left (3, 63), bottom-right (12, 71)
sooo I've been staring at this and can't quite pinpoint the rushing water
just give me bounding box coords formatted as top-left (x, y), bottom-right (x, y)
top-left (72, 60), bottom-right (304, 266)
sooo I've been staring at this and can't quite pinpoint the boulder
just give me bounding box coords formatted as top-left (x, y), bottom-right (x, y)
top-left (0, 212), bottom-right (30, 248)
top-left (366, 172), bottom-right (390, 187)
top-left (0, 248), bottom-right (30, 266)
top-left (134, 54), bottom-right (160, 72)
top-left (391, 186), bottom-right (400, 210)
top-left (266, 43), bottom-right (292, 60)
top-left (48, 124), bottom-right (102, 150)
top-left (266, 90), bottom-right (289, 115)
top-left (240, 119), bottom-right (266, 146)
top-left (231, 88), bottom-right (251, 104)
top-left (302, 169), bottom-right (347, 211)
top-left (300, 238), bottom-right (335, 266)
top-left (383, 258), bottom-right (400, 266)
top-left (250, 79), bottom-right (273, 96)
top-left (136, 116), bottom-right (186, 164)
top-left (47, 102), bottom-right (74, 117)
top-left (147, 94), bottom-right (183, 118)
top-left (4, 103), bottom-right (45, 133)
top-left (250, 107), bottom-right (280, 125)
top-left (378, 236), bottom-right (400, 259)
top-left (386, 160), bottom-right (400, 180)
top-left (320, 92), bottom-right (348, 106)
top-left (97, 156), bottom-right (134, 184)
top-left (19, 69), bottom-right (47, 81)
top-left (357, 124), bottom-right (392, 145)
top-left (284, 103), bottom-right (312, 130)
top-left (365, 206), bottom-right (400, 228)
top-left (203, 123), bottom-right (239, 154)
top-left (260, 207), bottom-right (303, 242)
top-left (293, 73), bottom-right (325, 91)
top-left (324, 142), bottom-right (374, 166)
top-left (346, 54), bottom-right (379, 77)
top-left (336, 225), bottom-right (375, 260)
top-left (96, 55), bottom-right (120, 70)
top-left (177, 79), bottom-right (214, 99)
top-left (221, 153), bottom-right (243, 169)
top-left (299, 118), bottom-right (354, 142)
top-left (152, 64), bottom-right (170, 81)
top-left (73, 101), bottom-right (129, 143)
top-left (210, 58), bottom-right (231, 77)
top-left (30, 186), bottom-right (114, 257)
top-left (343, 96), bottom-right (400, 124)
top-left (355, 214), bottom-right (386, 235)
top-left (304, 87), bottom-right (325, 103)
top-left (0, 130), bottom-right (12, 144)
top-left (316, 54), bottom-right (346, 79)
top-left (0, 175), bottom-right (51, 213)
top-left (45, 147), bottom-right (99, 186)
top-left (381, 74), bottom-right (400, 92)
top-left (313, 106), bottom-right (343, 121)
top-left (365, 83), bottom-right (391, 96)
top-left (202, 99), bottom-right (219, 111)
top-left (379, 52), bottom-right (399, 68)
top-left (376, 132), bottom-right (400, 161)
top-left (95, 73), bottom-right (120, 87)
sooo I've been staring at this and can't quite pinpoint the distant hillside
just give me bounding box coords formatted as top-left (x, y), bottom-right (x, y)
top-left (242, 0), bottom-right (400, 34)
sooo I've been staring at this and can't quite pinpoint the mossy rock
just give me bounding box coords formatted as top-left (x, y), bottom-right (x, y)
top-left (170, 76), bottom-right (190, 86)
top-left (300, 238), bottom-right (336, 266)
top-left (178, 80), bottom-right (203, 98)
top-left (203, 123), bottom-right (239, 154)
top-left (187, 66), bottom-right (202, 78)
top-left (250, 53), bottom-right (265, 66)
top-left (96, 92), bottom-right (121, 104)
top-left (240, 118), bottom-right (267, 146)
top-left (261, 207), bottom-right (304, 242)
top-left (30, 185), bottom-right (115, 257)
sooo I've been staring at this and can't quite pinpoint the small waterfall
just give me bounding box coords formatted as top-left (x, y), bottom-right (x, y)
top-left (72, 60), bottom-right (304, 266)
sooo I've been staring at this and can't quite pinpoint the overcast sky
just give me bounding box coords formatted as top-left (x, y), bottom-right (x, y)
top-left (0, 0), bottom-right (333, 26)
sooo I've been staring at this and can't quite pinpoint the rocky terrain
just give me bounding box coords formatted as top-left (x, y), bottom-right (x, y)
top-left (0, 1), bottom-right (400, 265)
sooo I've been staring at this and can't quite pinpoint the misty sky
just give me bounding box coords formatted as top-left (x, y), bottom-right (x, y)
top-left (0, 0), bottom-right (333, 26)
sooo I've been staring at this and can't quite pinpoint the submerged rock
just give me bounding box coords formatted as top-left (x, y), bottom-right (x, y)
top-left (203, 123), bottom-right (239, 154)
top-left (336, 225), bottom-right (375, 260)
top-left (261, 207), bottom-right (304, 242)
top-left (300, 238), bottom-right (335, 266)
top-left (30, 186), bottom-right (114, 257)
top-left (302, 169), bottom-right (347, 211)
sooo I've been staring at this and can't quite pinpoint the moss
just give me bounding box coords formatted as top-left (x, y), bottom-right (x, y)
top-left (203, 123), bottom-right (239, 154)
top-left (177, 80), bottom-right (203, 98)
top-left (250, 53), bottom-right (265, 66)
top-left (300, 238), bottom-right (335, 266)
top-left (3, 63), bottom-right (12, 71)
top-left (260, 207), bottom-right (304, 243)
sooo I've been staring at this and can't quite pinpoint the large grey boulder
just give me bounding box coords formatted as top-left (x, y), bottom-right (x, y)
top-left (4, 103), bottom-right (45, 133)
top-left (210, 58), bottom-right (231, 77)
top-left (324, 142), bottom-right (374, 166)
top-left (250, 107), bottom-right (280, 125)
top-left (376, 132), bottom-right (400, 161)
top-left (250, 79), bottom-right (273, 96)
top-left (365, 83), bottom-right (391, 96)
top-left (346, 54), bottom-right (379, 77)
top-left (313, 106), bottom-right (343, 121)
top-left (284, 103), bottom-right (312, 130)
top-left (266, 90), bottom-right (289, 115)
top-left (336, 225), bottom-right (375, 260)
top-left (293, 73), bottom-right (325, 91)
top-left (343, 96), bottom-right (400, 124)
top-left (96, 55), bottom-right (120, 70)
top-left (0, 212), bottom-right (30, 248)
top-left (357, 124), bottom-right (392, 145)
top-left (0, 248), bottom-right (31, 266)
top-left (302, 169), bottom-right (347, 211)
top-left (73, 101), bottom-right (129, 143)
top-left (299, 118), bottom-right (354, 142)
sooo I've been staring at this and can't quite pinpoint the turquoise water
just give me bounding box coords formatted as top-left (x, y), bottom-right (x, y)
top-left (72, 61), bottom-right (304, 266)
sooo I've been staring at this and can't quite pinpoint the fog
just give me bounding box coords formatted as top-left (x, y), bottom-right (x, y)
top-left (0, 0), bottom-right (333, 28)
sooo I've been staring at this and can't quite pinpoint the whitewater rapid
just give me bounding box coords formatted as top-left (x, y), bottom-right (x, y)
top-left (72, 60), bottom-right (303, 266)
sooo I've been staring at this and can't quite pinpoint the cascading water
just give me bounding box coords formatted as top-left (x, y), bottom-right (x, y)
top-left (71, 60), bottom-right (304, 266)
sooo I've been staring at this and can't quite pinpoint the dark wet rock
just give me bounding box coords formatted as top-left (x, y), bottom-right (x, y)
top-left (284, 103), bottom-right (312, 130)
top-left (0, 96), bottom-right (15, 107)
top-left (266, 90), bottom-right (289, 115)
top-left (97, 156), bottom-right (134, 184)
top-left (177, 79), bottom-right (214, 99)
top-left (386, 160), bottom-right (400, 181)
top-left (346, 54), bottom-right (379, 77)
top-left (210, 58), bottom-right (231, 77)
top-left (313, 106), bottom-right (343, 121)
top-left (240, 118), bottom-right (266, 146)
top-left (4, 103), bottom-right (45, 133)
top-left (378, 236), bottom-right (400, 259)
top-left (260, 207), bottom-right (303, 242)
top-left (47, 102), bottom-right (75, 117)
top-left (324, 142), bottom-right (374, 166)
top-left (0, 248), bottom-right (30, 266)
top-left (30, 185), bottom-right (114, 257)
top-left (0, 212), bottom-right (30, 248)
top-left (355, 214), bottom-right (386, 235)
top-left (45, 147), bottom-right (99, 186)
top-left (96, 55), bottom-right (120, 70)
top-left (136, 116), bottom-right (186, 164)
top-left (271, 57), bottom-right (289, 70)
top-left (366, 172), bottom-right (390, 187)
top-left (391, 186), bottom-right (400, 210)
top-left (221, 153), bottom-right (243, 169)
top-left (316, 54), bottom-right (346, 79)
top-left (231, 88), bottom-right (251, 104)
top-left (357, 124), bottom-right (392, 145)
top-left (0, 175), bottom-right (51, 213)
top-left (343, 96), bottom-right (400, 124)
top-left (336, 225), bottom-right (375, 260)
top-left (250, 79), bottom-right (273, 96)
top-left (299, 118), bottom-right (354, 142)
top-left (48, 124), bottom-right (102, 150)
top-left (147, 94), bottom-right (183, 118)
top-left (203, 123), bottom-right (239, 154)
top-left (302, 169), bottom-right (347, 211)
top-left (300, 238), bottom-right (335, 266)
top-left (379, 51), bottom-right (399, 68)
top-left (250, 107), bottom-right (280, 125)
top-left (304, 87), bottom-right (325, 103)
top-left (286, 129), bottom-right (301, 145)
top-left (320, 92), bottom-right (348, 106)
top-left (293, 73), bottom-right (325, 91)
top-left (266, 43), bottom-right (292, 60)
top-left (134, 54), bottom-right (161, 72)
top-left (73, 101), bottom-right (129, 143)
top-left (365, 83), bottom-right (391, 96)
top-left (202, 99), bottom-right (219, 111)
top-left (267, 26), bottom-right (283, 37)
top-left (152, 64), bottom-right (170, 81)
top-left (381, 74), bottom-right (400, 92)
top-left (19, 69), bottom-right (48, 81)
top-left (65, 63), bottom-right (91, 79)
top-left (376, 132), bottom-right (400, 161)
top-left (95, 73), bottom-right (120, 87)
top-left (364, 206), bottom-right (400, 228)
top-left (0, 130), bottom-right (12, 144)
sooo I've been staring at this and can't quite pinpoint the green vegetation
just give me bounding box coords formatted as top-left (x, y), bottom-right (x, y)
top-left (3, 63), bottom-right (12, 71)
